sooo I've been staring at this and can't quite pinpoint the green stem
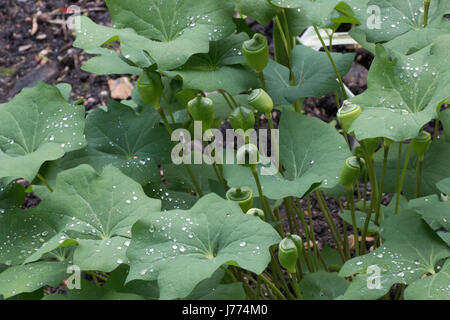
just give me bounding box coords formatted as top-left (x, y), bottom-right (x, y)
top-left (305, 196), bottom-right (330, 269)
top-left (434, 119), bottom-right (440, 139)
top-left (395, 143), bottom-right (413, 214)
top-left (290, 273), bottom-right (303, 300)
top-left (312, 25), bottom-right (348, 100)
top-left (258, 274), bottom-right (287, 300)
top-left (37, 173), bottom-right (53, 192)
top-left (338, 199), bottom-right (351, 259)
top-left (157, 107), bottom-right (203, 197)
top-left (415, 156), bottom-right (424, 198)
top-left (395, 143), bottom-right (403, 193)
top-left (226, 91), bottom-right (239, 108)
top-left (250, 166), bottom-right (275, 223)
top-left (161, 93), bottom-right (175, 123)
top-left (375, 146), bottom-right (390, 225)
top-left (258, 72), bottom-right (267, 92)
top-left (348, 189), bottom-right (360, 256)
top-left (220, 90), bottom-right (235, 111)
top-left (423, 0), bottom-right (431, 28)
top-left (315, 191), bottom-right (346, 261)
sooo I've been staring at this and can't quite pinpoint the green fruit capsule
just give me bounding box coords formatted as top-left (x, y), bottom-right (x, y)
top-left (242, 33), bottom-right (269, 73)
top-left (187, 95), bottom-right (215, 130)
top-left (339, 156), bottom-right (361, 190)
top-left (237, 144), bottom-right (260, 167)
top-left (412, 131), bottom-right (431, 158)
top-left (229, 106), bottom-right (255, 132)
top-left (337, 101), bottom-right (362, 133)
top-left (246, 208), bottom-right (265, 219)
top-left (288, 234), bottom-right (303, 253)
top-left (137, 70), bottom-right (163, 108)
top-left (248, 89), bottom-right (274, 114)
top-left (278, 237), bottom-right (298, 274)
top-left (226, 187), bottom-right (254, 212)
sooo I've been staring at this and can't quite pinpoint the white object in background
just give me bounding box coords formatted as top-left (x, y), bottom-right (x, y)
top-left (298, 27), bottom-right (357, 98)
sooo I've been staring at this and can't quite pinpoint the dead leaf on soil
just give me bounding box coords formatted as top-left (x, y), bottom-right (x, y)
top-left (108, 77), bottom-right (133, 100)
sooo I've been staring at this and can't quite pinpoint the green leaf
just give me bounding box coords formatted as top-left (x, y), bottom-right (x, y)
top-left (185, 268), bottom-right (245, 300)
top-left (0, 181), bottom-right (26, 214)
top-left (41, 100), bottom-right (172, 186)
top-left (0, 261), bottom-right (68, 299)
top-left (264, 46), bottom-right (355, 105)
top-left (143, 183), bottom-right (199, 211)
top-left (299, 271), bottom-right (349, 300)
top-left (270, 0), bottom-right (346, 27)
top-left (81, 48), bottom-right (143, 76)
top-left (437, 178), bottom-right (450, 195)
top-left (0, 210), bottom-right (57, 265)
top-left (340, 210), bottom-right (379, 234)
top-left (233, 0), bottom-right (279, 25)
top-left (348, 0), bottom-right (450, 52)
top-left (224, 111), bottom-right (351, 199)
top-left (74, 0), bottom-right (235, 71)
top-left (33, 165), bottom-right (161, 272)
top-left (349, 41), bottom-right (450, 141)
top-left (45, 265), bottom-right (159, 300)
top-left (338, 211), bottom-right (450, 300)
top-left (166, 33), bottom-right (258, 95)
top-left (126, 193), bottom-right (280, 300)
top-left (404, 259), bottom-right (450, 300)
top-left (0, 82), bottom-right (86, 183)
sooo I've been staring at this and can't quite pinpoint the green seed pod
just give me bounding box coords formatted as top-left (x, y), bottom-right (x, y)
top-left (187, 95), bottom-right (215, 131)
top-left (339, 156), bottom-right (361, 190)
top-left (246, 208), bottom-right (265, 219)
top-left (362, 137), bottom-right (380, 155)
top-left (229, 106), bottom-right (255, 132)
top-left (337, 101), bottom-right (362, 133)
top-left (137, 70), bottom-right (163, 108)
top-left (288, 234), bottom-right (303, 253)
top-left (226, 187), bottom-right (254, 212)
top-left (412, 131), bottom-right (431, 158)
top-left (248, 89), bottom-right (274, 114)
top-left (242, 33), bottom-right (269, 73)
top-left (278, 237), bottom-right (298, 274)
top-left (237, 144), bottom-right (260, 167)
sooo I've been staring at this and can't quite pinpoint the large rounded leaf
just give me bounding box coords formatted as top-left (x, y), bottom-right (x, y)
top-left (264, 46), bottom-right (355, 106)
top-left (74, 0), bottom-right (235, 71)
top-left (41, 100), bottom-right (172, 186)
top-left (348, 0), bottom-right (450, 52)
top-left (338, 211), bottom-right (450, 300)
top-left (0, 261), bottom-right (68, 299)
top-left (33, 165), bottom-right (161, 272)
top-left (404, 259), bottom-right (450, 300)
top-left (349, 40), bottom-right (450, 141)
top-left (166, 33), bottom-right (258, 95)
top-left (0, 82), bottom-right (86, 183)
top-left (126, 193), bottom-right (280, 300)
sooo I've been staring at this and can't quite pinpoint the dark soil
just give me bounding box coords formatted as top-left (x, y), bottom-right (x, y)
top-left (0, 0), bottom-right (111, 109)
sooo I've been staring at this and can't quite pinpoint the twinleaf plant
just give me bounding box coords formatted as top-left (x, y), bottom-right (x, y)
top-left (0, 0), bottom-right (449, 300)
